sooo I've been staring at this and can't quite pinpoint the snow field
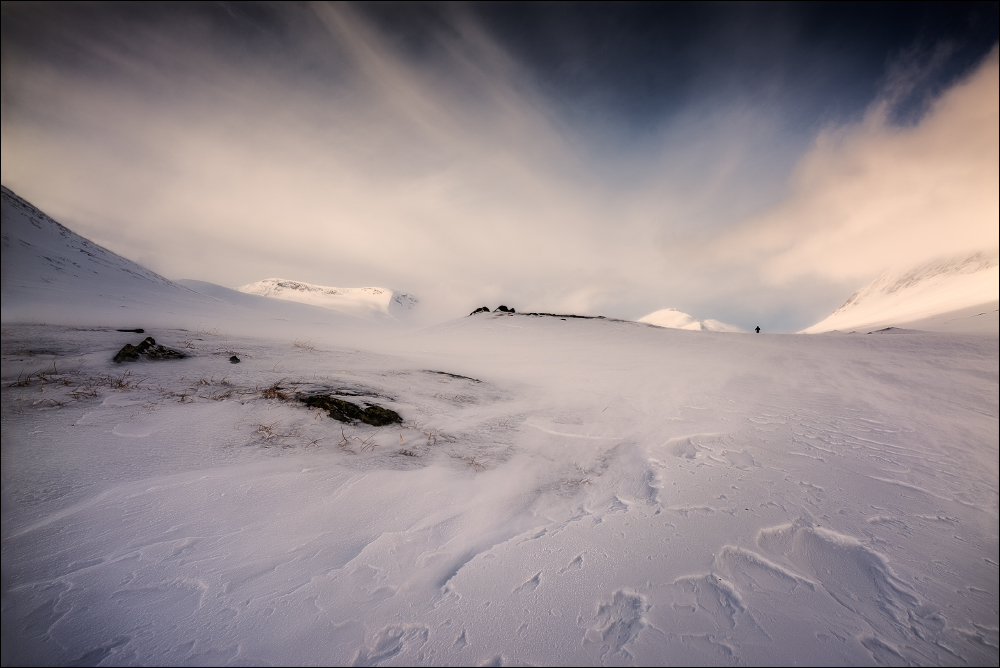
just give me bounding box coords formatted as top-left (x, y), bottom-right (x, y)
top-left (2, 316), bottom-right (997, 666)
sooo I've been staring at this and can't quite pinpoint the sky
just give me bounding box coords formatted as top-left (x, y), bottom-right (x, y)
top-left (2, 2), bottom-right (998, 330)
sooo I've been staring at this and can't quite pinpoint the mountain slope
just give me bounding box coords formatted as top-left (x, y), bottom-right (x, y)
top-left (236, 278), bottom-right (417, 320)
top-left (1, 186), bottom-right (202, 325)
top-left (803, 252), bottom-right (999, 333)
top-left (0, 187), bottom-right (376, 338)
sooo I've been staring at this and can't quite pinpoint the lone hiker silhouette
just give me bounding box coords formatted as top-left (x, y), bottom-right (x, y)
top-left (755, 326), bottom-right (761, 333)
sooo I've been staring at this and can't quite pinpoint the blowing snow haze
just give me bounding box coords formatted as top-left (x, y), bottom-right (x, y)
top-left (1, 2), bottom-right (998, 330)
top-left (2, 176), bottom-right (998, 667)
top-left (2, 5), bottom-right (999, 666)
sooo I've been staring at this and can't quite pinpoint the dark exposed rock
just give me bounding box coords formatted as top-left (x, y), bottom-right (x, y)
top-left (116, 328), bottom-right (145, 333)
top-left (230, 355), bottom-right (241, 364)
top-left (113, 345), bottom-right (141, 363)
top-left (523, 312), bottom-right (610, 320)
top-left (304, 395), bottom-right (402, 427)
top-left (113, 336), bottom-right (186, 363)
top-left (422, 370), bottom-right (482, 383)
top-left (469, 306), bottom-right (490, 315)
top-left (494, 305), bottom-right (515, 313)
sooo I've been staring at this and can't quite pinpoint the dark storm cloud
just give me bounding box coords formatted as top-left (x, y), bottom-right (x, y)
top-left (1, 2), bottom-right (997, 330)
top-left (469, 3), bottom-right (998, 128)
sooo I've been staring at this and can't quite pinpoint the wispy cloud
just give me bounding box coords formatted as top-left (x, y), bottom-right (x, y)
top-left (712, 46), bottom-right (998, 284)
top-left (1, 4), bottom-right (996, 329)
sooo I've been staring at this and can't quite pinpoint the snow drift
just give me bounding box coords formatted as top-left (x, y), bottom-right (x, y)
top-left (803, 252), bottom-right (999, 333)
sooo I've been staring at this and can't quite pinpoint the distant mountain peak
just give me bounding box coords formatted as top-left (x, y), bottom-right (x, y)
top-left (236, 278), bottom-right (417, 319)
top-left (637, 308), bottom-right (743, 332)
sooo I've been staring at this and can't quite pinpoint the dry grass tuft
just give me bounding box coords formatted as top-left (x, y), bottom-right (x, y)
top-left (449, 452), bottom-right (487, 471)
top-left (10, 362), bottom-right (73, 388)
top-left (334, 424), bottom-right (385, 453)
top-left (256, 420), bottom-right (281, 440)
top-left (292, 338), bottom-right (316, 351)
top-left (11, 371), bottom-right (35, 387)
top-left (70, 386), bottom-right (99, 400)
top-left (108, 370), bottom-right (143, 389)
top-left (171, 390), bottom-right (195, 403)
top-left (357, 429), bottom-right (382, 452)
top-left (255, 420), bottom-right (299, 444)
top-left (261, 380), bottom-right (290, 401)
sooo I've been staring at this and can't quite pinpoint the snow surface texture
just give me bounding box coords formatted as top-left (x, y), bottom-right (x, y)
top-left (2, 189), bottom-right (999, 667)
top-left (803, 253), bottom-right (999, 334)
top-left (637, 308), bottom-right (744, 332)
top-left (236, 279), bottom-right (418, 321)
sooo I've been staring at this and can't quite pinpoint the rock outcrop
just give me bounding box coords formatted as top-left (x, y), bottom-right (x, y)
top-left (303, 395), bottom-right (402, 427)
top-left (113, 337), bottom-right (187, 363)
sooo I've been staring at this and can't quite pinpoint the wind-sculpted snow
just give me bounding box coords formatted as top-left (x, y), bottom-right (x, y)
top-left (2, 317), bottom-right (996, 667)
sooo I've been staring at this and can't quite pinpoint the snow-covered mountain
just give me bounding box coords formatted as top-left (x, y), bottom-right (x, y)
top-left (637, 307), bottom-right (744, 332)
top-left (803, 252), bottom-right (999, 333)
top-left (0, 186), bottom-right (379, 337)
top-left (1, 186), bottom-right (198, 325)
top-left (236, 278), bottom-right (418, 320)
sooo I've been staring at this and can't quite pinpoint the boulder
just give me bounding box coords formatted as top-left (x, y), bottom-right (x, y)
top-left (113, 336), bottom-right (187, 363)
top-left (304, 395), bottom-right (402, 427)
top-left (469, 306), bottom-right (490, 315)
